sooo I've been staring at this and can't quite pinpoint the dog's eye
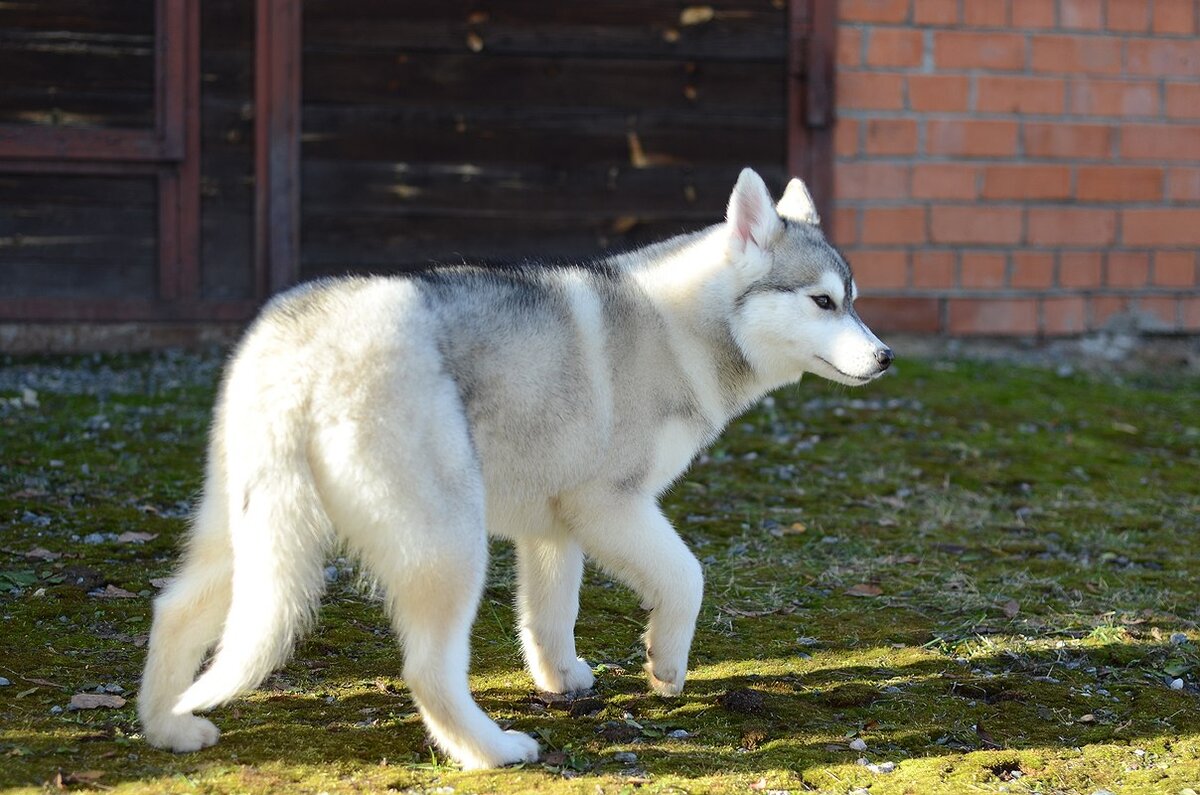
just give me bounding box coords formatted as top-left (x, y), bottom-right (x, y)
top-left (811, 295), bottom-right (835, 311)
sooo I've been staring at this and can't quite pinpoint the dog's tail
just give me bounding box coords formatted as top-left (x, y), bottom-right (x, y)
top-left (173, 362), bottom-right (332, 716)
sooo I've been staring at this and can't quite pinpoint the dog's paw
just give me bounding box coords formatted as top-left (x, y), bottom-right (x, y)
top-left (143, 714), bottom-right (221, 753)
top-left (645, 661), bottom-right (686, 697)
top-left (533, 656), bottom-right (595, 694)
top-left (458, 730), bottom-right (540, 770)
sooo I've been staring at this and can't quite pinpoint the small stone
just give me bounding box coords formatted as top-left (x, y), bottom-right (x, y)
top-left (1170, 632), bottom-right (1188, 645)
top-left (850, 789), bottom-right (871, 795)
top-left (1170, 678), bottom-right (1184, 690)
top-left (874, 761), bottom-right (896, 773)
top-left (848, 738), bottom-right (867, 752)
top-left (21, 387), bottom-right (38, 407)
top-left (0, 677), bottom-right (9, 686)
top-left (50, 705), bottom-right (63, 714)
top-left (667, 729), bottom-right (689, 739)
top-left (1090, 790), bottom-right (1115, 795)
top-left (324, 565), bottom-right (339, 583)
top-left (613, 751), bottom-right (638, 764)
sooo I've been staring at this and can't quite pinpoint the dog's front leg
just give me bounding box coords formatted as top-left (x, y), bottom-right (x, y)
top-left (565, 493), bottom-right (703, 696)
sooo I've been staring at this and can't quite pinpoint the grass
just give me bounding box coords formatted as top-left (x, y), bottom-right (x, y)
top-left (0, 350), bottom-right (1198, 794)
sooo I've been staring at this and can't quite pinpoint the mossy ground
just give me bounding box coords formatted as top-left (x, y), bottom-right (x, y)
top-left (1, 351), bottom-right (1197, 794)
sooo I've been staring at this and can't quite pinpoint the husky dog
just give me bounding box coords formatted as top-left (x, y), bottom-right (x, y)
top-left (139, 168), bottom-right (891, 769)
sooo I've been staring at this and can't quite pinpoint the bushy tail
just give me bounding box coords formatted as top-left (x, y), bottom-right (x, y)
top-left (173, 412), bottom-right (331, 716)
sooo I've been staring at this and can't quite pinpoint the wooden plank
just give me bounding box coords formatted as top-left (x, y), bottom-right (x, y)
top-left (0, 298), bottom-right (258, 322)
top-left (304, 0), bottom-right (786, 61)
top-left (255, 0), bottom-right (302, 297)
top-left (787, 0), bottom-right (834, 236)
top-left (0, 123), bottom-right (167, 161)
top-left (0, 1), bottom-right (154, 35)
top-left (303, 52), bottom-right (784, 113)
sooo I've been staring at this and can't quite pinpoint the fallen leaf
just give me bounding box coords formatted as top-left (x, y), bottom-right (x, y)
top-left (25, 547), bottom-right (61, 561)
top-left (679, 5), bottom-right (715, 25)
top-left (69, 693), bottom-right (126, 711)
top-left (90, 585), bottom-right (139, 599)
top-left (16, 687), bottom-right (38, 699)
top-left (718, 604), bottom-right (797, 618)
top-left (465, 31), bottom-right (484, 52)
top-left (975, 721), bottom-right (1001, 749)
top-left (116, 532), bottom-right (157, 544)
top-left (1001, 599), bottom-right (1020, 618)
top-left (1078, 713), bottom-right (1096, 723)
top-left (845, 583), bottom-right (883, 597)
top-left (786, 522), bottom-right (807, 534)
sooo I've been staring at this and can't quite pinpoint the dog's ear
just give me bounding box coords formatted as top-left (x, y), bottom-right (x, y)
top-left (776, 178), bottom-right (821, 226)
top-left (726, 168), bottom-right (783, 252)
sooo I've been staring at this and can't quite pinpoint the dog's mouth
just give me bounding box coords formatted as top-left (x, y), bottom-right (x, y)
top-left (815, 356), bottom-right (875, 383)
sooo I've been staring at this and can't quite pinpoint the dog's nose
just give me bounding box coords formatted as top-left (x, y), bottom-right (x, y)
top-left (875, 347), bottom-right (894, 370)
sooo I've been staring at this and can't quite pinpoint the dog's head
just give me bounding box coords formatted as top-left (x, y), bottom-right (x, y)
top-left (724, 168), bottom-right (892, 387)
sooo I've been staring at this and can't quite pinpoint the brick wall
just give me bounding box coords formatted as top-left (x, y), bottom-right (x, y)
top-left (836, 0), bottom-right (1200, 337)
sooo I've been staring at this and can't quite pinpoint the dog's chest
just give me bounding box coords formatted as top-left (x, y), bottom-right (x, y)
top-left (644, 417), bottom-right (706, 493)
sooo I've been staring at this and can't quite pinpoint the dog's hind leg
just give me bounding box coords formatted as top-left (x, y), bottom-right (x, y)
top-left (139, 481), bottom-right (232, 752)
top-left (514, 523), bottom-right (594, 694)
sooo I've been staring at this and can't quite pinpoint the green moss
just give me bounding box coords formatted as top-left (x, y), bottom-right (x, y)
top-left (1, 352), bottom-right (1198, 793)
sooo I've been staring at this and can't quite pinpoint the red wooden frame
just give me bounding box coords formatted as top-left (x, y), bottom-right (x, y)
top-left (0, 0), bottom-right (204, 321)
top-left (787, 0), bottom-right (837, 238)
top-left (255, 0), bottom-right (303, 298)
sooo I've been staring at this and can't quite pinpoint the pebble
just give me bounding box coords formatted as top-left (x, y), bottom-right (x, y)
top-left (667, 729), bottom-right (689, 739)
top-left (849, 790), bottom-right (871, 795)
top-left (0, 677), bottom-right (9, 686)
top-left (324, 565), bottom-right (339, 583)
top-left (1170, 632), bottom-right (1188, 645)
top-left (50, 705), bottom-right (63, 714)
top-left (613, 751), bottom-right (638, 764)
top-left (1170, 678), bottom-right (1184, 690)
top-left (848, 738), bottom-right (868, 752)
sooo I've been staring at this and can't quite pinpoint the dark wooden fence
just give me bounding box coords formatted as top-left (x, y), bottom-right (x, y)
top-left (0, 1), bottom-right (833, 322)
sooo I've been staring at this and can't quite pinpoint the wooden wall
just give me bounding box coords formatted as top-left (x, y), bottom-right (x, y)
top-left (300, 0), bottom-right (792, 278)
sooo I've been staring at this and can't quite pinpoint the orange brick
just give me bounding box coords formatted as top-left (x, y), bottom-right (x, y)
top-left (1092, 294), bottom-right (1132, 327)
top-left (835, 119), bottom-right (860, 157)
top-left (1154, 251), bottom-right (1197, 287)
top-left (977, 75), bottom-right (1066, 114)
top-left (865, 118), bottom-right (918, 155)
top-left (914, 0), bottom-right (958, 24)
top-left (962, 0), bottom-right (1006, 26)
top-left (935, 31), bottom-right (1026, 70)
top-left (1068, 79), bottom-right (1160, 116)
top-left (861, 207), bottom-right (927, 244)
top-left (867, 28), bottom-right (924, 67)
top-left (1121, 125), bottom-right (1200, 161)
top-left (912, 163), bottom-right (979, 199)
top-left (1106, 251), bottom-right (1150, 287)
top-left (1168, 168), bottom-right (1200, 202)
top-left (1023, 123), bottom-right (1112, 158)
top-left (1011, 251), bottom-right (1055, 288)
top-left (931, 206), bottom-right (1023, 244)
top-left (1106, 0), bottom-right (1150, 31)
top-left (1124, 209), bottom-right (1200, 246)
top-left (1060, 252), bottom-right (1104, 287)
top-left (839, 71), bottom-right (906, 110)
top-left (960, 251), bottom-right (1008, 288)
top-left (833, 207), bottom-right (859, 246)
top-left (908, 74), bottom-right (970, 111)
top-left (1153, 0), bottom-right (1195, 34)
top-left (836, 162), bottom-right (910, 200)
top-left (1061, 0), bottom-right (1103, 29)
top-left (838, 27), bottom-right (863, 67)
top-left (1182, 297), bottom-right (1200, 331)
top-left (1166, 84), bottom-right (1200, 119)
top-left (982, 165), bottom-right (1071, 200)
top-left (1042, 297), bottom-right (1088, 335)
top-left (1030, 35), bottom-right (1123, 74)
top-left (1012, 0), bottom-right (1057, 28)
top-left (912, 250), bottom-right (957, 288)
top-left (1076, 166), bottom-right (1163, 202)
top-left (928, 120), bottom-right (1019, 157)
top-left (1137, 296), bottom-right (1179, 330)
top-left (1127, 39), bottom-right (1200, 76)
top-left (849, 249), bottom-right (911, 289)
top-left (1028, 208), bottom-right (1116, 245)
top-left (841, 0), bottom-right (912, 23)
top-left (948, 299), bottom-right (1038, 335)
top-left (854, 297), bottom-right (942, 332)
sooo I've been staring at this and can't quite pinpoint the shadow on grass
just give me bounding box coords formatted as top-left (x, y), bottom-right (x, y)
top-left (5, 641), bottom-right (1196, 791)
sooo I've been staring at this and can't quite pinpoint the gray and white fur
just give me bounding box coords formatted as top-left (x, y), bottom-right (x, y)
top-left (139, 168), bottom-right (892, 769)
